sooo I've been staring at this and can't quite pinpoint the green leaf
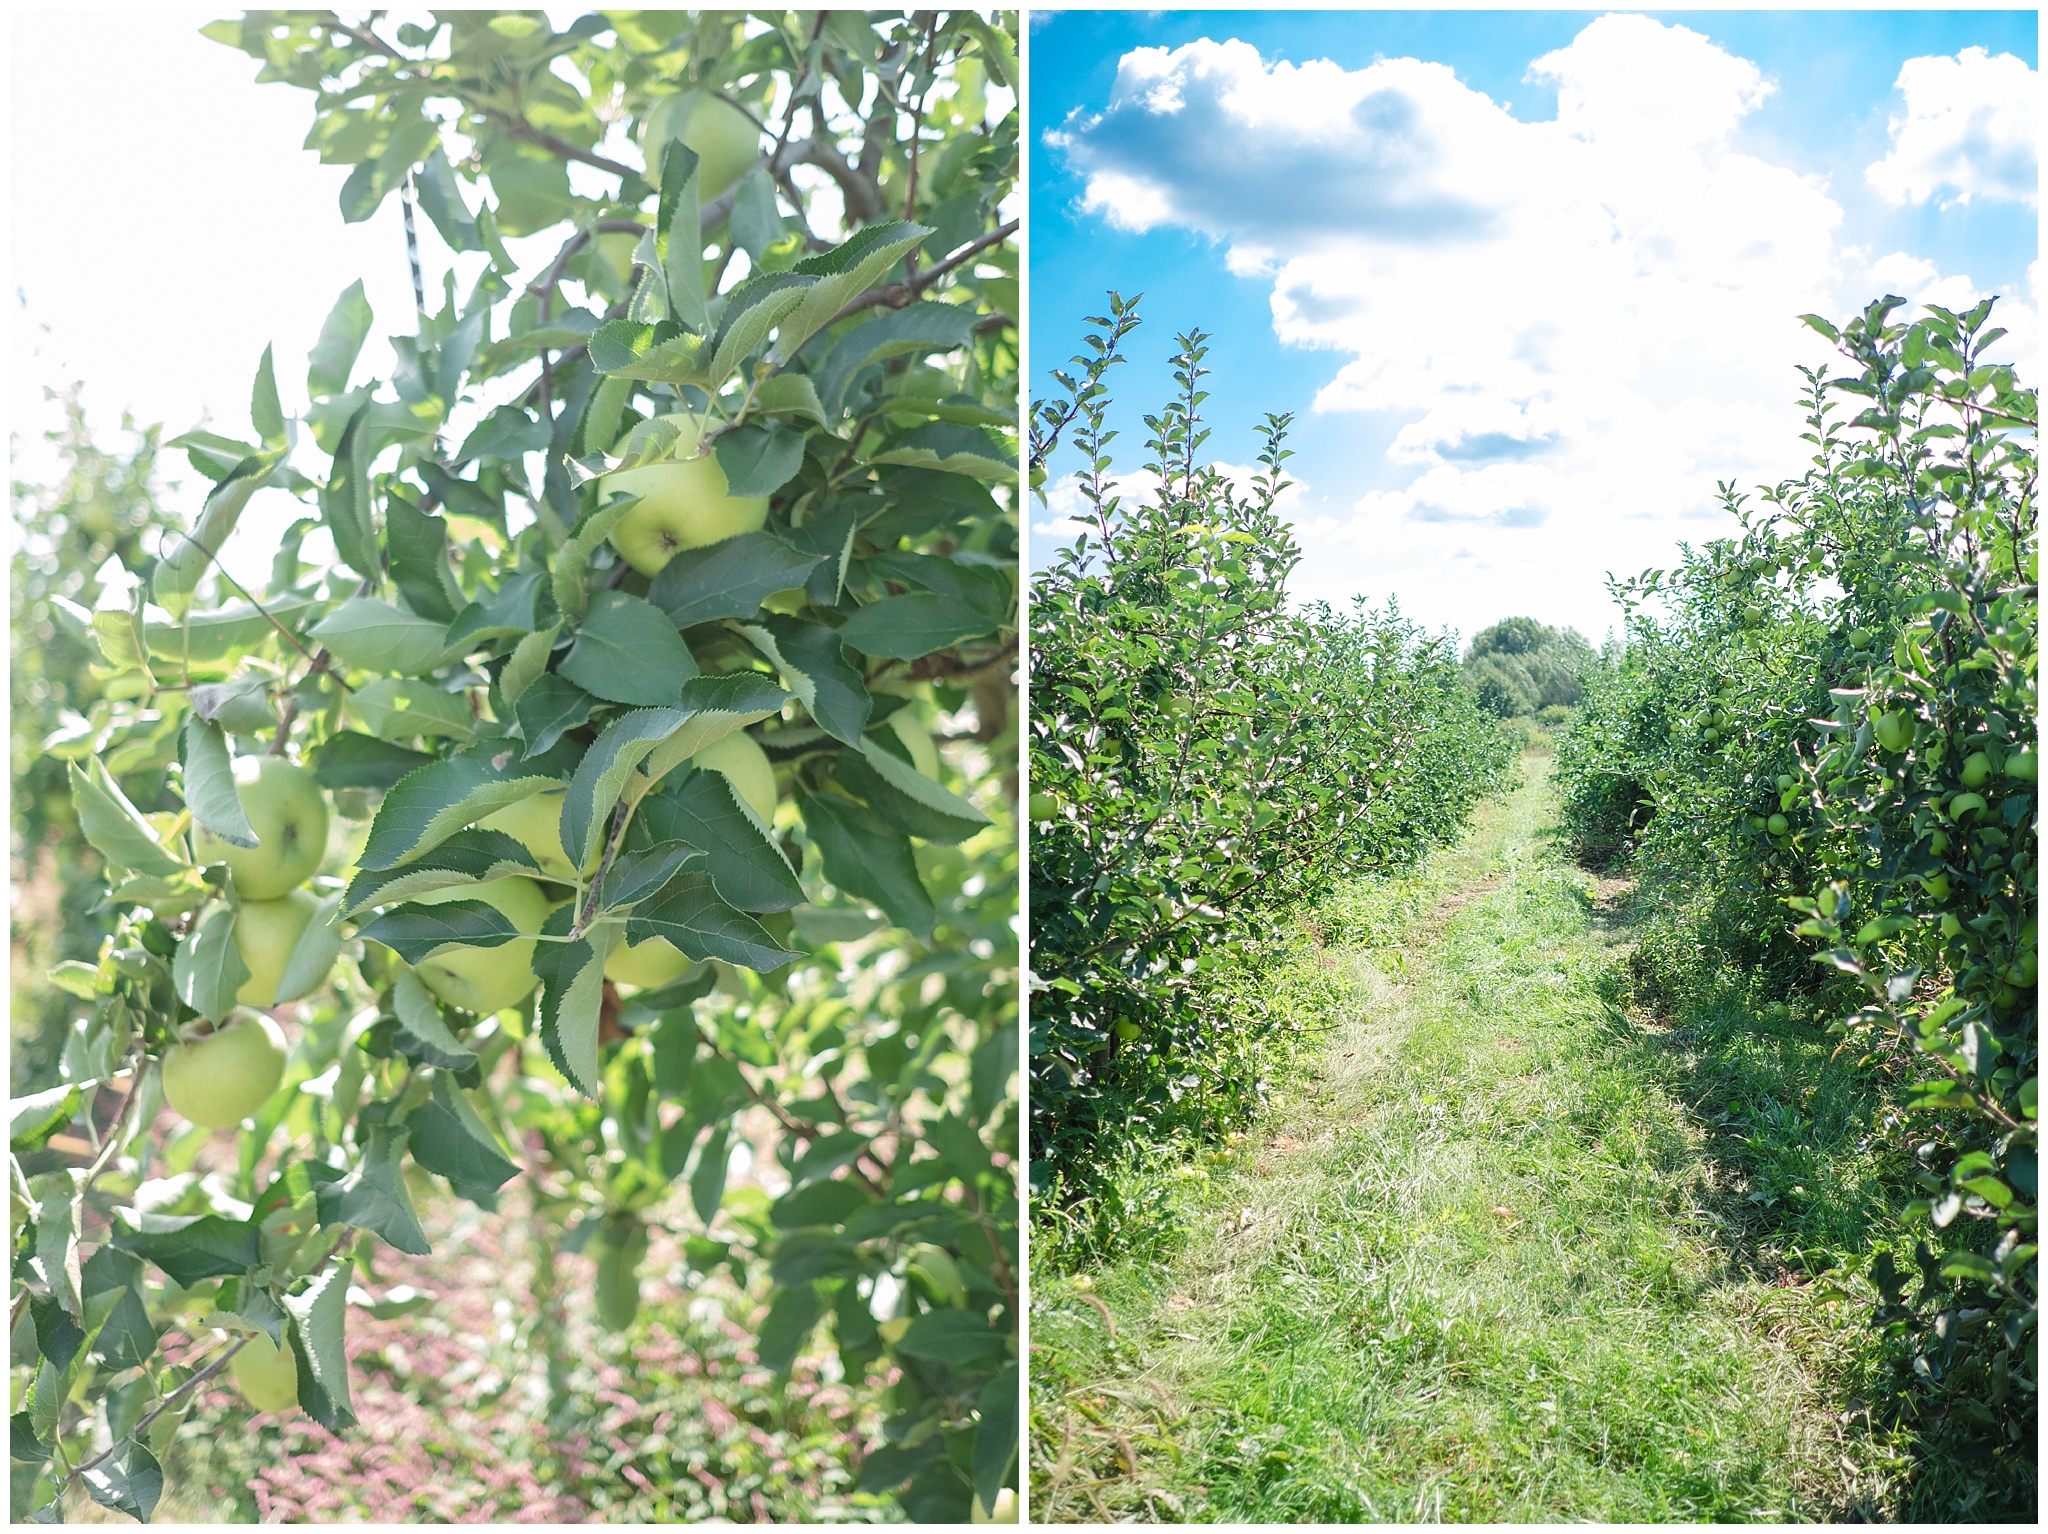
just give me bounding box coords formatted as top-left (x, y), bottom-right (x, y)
top-left (317, 1123), bottom-right (430, 1255)
top-left (864, 445), bottom-right (1015, 483)
top-left (771, 1178), bottom-right (875, 1230)
top-left (558, 675), bottom-right (789, 869)
top-left (274, 890), bottom-right (344, 1003)
top-left (80, 1438), bottom-right (163, 1523)
top-left (707, 275), bottom-right (810, 390)
top-left (111, 1212), bottom-right (261, 1286)
top-left (80, 1245), bottom-right (158, 1370)
top-left (867, 551), bottom-right (1011, 621)
top-left (12, 1412), bottom-right (50, 1466)
top-left (626, 872), bottom-right (800, 971)
top-left (836, 592), bottom-right (997, 660)
top-left (755, 1281), bottom-right (823, 1374)
top-left (347, 678), bottom-right (476, 743)
top-left (180, 717), bottom-right (257, 849)
top-left (357, 739), bottom-right (570, 871)
top-left (848, 734), bottom-right (991, 839)
top-left (151, 449), bottom-right (285, 617)
top-left (67, 752), bottom-right (167, 870)
top-left (284, 1260), bottom-right (356, 1430)
top-left (311, 596), bottom-right (460, 676)
top-left (189, 674), bottom-right (277, 735)
top-left (729, 168), bottom-right (784, 259)
top-left (445, 571), bottom-right (544, 651)
top-left (11, 1084), bottom-right (83, 1152)
top-left (771, 1231), bottom-right (858, 1285)
top-left (142, 595), bottom-right (322, 664)
top-left (359, 900), bottom-right (520, 966)
top-left (972, 1364), bottom-right (1019, 1512)
top-left (814, 301), bottom-right (977, 414)
top-left (456, 405), bottom-right (551, 465)
top-left (499, 624), bottom-right (560, 707)
top-left (172, 905), bottom-right (251, 1021)
top-left (596, 840), bottom-right (698, 911)
top-left (319, 404), bottom-right (378, 581)
top-left (250, 344), bottom-right (285, 446)
top-left (647, 533), bottom-right (821, 629)
top-left (657, 140), bottom-right (708, 333)
top-left (560, 590), bottom-right (698, 706)
top-left (692, 1120), bottom-right (732, 1226)
top-left (386, 495), bottom-right (466, 622)
top-left (898, 1308), bottom-right (1005, 1365)
top-left (513, 673), bottom-right (595, 758)
top-left (413, 146), bottom-right (482, 252)
top-left (799, 792), bottom-right (934, 939)
top-left (311, 732), bottom-right (433, 793)
top-left (550, 496), bottom-right (642, 625)
top-left (737, 617), bottom-right (871, 745)
top-left (773, 222), bottom-right (932, 363)
top-left (584, 319), bottom-right (708, 386)
top-left (638, 770), bottom-right (804, 912)
top-left (406, 1073), bottom-right (519, 1191)
top-left (307, 281), bottom-right (373, 399)
top-left (533, 918), bottom-right (611, 1094)
top-left (390, 969), bottom-right (477, 1070)
top-left (34, 1172), bottom-right (82, 1316)
top-left (343, 829), bottom-right (540, 917)
top-left (749, 373), bottom-right (828, 426)
top-left (714, 422), bottom-right (806, 498)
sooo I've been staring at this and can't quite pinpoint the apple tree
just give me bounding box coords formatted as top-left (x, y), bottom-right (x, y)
top-left (10, 10), bottom-right (1019, 1523)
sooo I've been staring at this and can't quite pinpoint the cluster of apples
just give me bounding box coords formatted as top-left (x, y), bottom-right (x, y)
top-left (159, 756), bottom-right (333, 1134)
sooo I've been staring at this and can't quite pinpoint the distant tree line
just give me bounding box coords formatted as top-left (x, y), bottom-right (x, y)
top-left (1463, 616), bottom-right (1595, 719)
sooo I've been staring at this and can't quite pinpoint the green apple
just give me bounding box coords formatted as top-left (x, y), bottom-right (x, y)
top-left (230, 1331), bottom-right (299, 1414)
top-left (192, 756), bottom-right (330, 900)
top-left (1960, 751), bottom-right (1992, 788)
top-left (162, 1014), bottom-right (288, 1129)
top-left (479, 788), bottom-right (593, 884)
top-left (2006, 750), bottom-right (2039, 781)
top-left (604, 936), bottom-right (694, 990)
top-left (966, 1482), bottom-right (1015, 1523)
top-left (408, 876), bottom-right (551, 1016)
top-left (695, 730), bottom-right (777, 821)
top-left (1941, 912), bottom-right (1964, 938)
top-left (1766, 813), bottom-right (1789, 837)
top-left (642, 93), bottom-right (761, 198)
top-left (602, 414), bottom-right (769, 575)
top-left (888, 710), bottom-right (942, 778)
top-left (234, 888), bottom-right (320, 1008)
top-left (1872, 710), bottom-right (1913, 753)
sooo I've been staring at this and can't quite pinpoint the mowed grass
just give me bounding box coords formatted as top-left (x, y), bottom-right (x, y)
top-left (1029, 757), bottom-right (1917, 1523)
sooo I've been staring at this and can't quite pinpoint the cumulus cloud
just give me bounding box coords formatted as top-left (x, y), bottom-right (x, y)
top-left (1866, 47), bottom-right (2038, 208)
top-left (1048, 16), bottom-right (2036, 635)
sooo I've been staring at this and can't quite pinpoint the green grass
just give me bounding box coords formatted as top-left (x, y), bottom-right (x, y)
top-left (1029, 756), bottom-right (1927, 1522)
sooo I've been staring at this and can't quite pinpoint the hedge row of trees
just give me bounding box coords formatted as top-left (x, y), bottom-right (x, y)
top-left (1024, 299), bottom-right (1516, 1244)
top-left (1555, 295), bottom-right (2035, 1510)
top-left (11, 11), bottom-right (1020, 1523)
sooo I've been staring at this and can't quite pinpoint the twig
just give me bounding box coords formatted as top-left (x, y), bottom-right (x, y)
top-left (65, 1333), bottom-right (251, 1485)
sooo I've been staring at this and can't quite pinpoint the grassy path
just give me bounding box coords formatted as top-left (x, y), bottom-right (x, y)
top-left (1029, 755), bottom-right (1911, 1523)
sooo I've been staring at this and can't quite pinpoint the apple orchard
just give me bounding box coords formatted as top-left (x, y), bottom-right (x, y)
top-left (11, 11), bottom-right (1020, 1524)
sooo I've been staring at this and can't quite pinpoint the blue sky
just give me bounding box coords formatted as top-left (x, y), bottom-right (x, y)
top-left (1028, 9), bottom-right (2039, 645)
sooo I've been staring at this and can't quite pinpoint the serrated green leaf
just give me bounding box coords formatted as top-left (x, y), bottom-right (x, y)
top-left (347, 678), bottom-right (477, 743)
top-left (973, 1363), bottom-right (1020, 1511)
top-left (11, 1084), bottom-right (83, 1152)
top-left (774, 222), bottom-right (932, 364)
top-left (284, 1259), bottom-right (355, 1430)
top-left (274, 889), bottom-right (343, 1003)
top-left (586, 319), bottom-right (707, 385)
top-left (151, 449), bottom-right (285, 618)
top-left (639, 769), bottom-right (802, 912)
top-left (837, 591), bottom-right (998, 659)
top-left (407, 1073), bottom-right (519, 1190)
top-left (799, 791), bottom-right (934, 938)
top-left (311, 732), bottom-right (433, 793)
top-left (311, 596), bottom-right (461, 676)
top-left (172, 905), bottom-right (251, 1021)
top-left (386, 495), bottom-right (466, 622)
top-left (513, 672), bottom-right (595, 758)
top-left (625, 872), bottom-right (798, 971)
top-left (357, 740), bottom-right (568, 871)
top-left (597, 840), bottom-right (698, 911)
top-left (708, 277), bottom-right (809, 390)
top-left (533, 917), bottom-right (611, 1094)
top-left (714, 422), bottom-right (806, 498)
top-left (359, 900), bottom-right (520, 966)
top-left (853, 734), bottom-right (991, 832)
top-left (560, 590), bottom-right (698, 705)
top-left (648, 532), bottom-right (821, 629)
top-left (390, 969), bottom-right (477, 1069)
top-left (81, 1438), bottom-right (163, 1523)
top-left (863, 446), bottom-right (1015, 483)
top-left (317, 1123), bottom-right (429, 1255)
top-left (343, 828), bottom-right (541, 916)
top-left (307, 281), bottom-right (372, 400)
top-left (111, 1212), bottom-right (261, 1286)
top-left (749, 373), bottom-right (827, 426)
top-left (738, 616), bottom-right (871, 745)
top-left (251, 344), bottom-right (285, 446)
top-left (320, 404), bottom-right (377, 581)
top-left (692, 1120), bottom-right (732, 1226)
top-left (180, 717), bottom-right (258, 849)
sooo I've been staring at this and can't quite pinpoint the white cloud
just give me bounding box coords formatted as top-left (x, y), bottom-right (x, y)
top-left (1866, 47), bottom-right (2038, 208)
top-left (1048, 16), bottom-right (2037, 639)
